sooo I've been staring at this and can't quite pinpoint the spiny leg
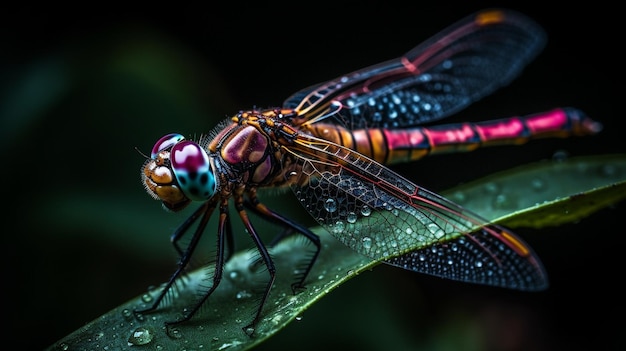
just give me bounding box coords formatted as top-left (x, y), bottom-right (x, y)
top-left (223, 207), bottom-right (236, 262)
top-left (171, 201), bottom-right (210, 257)
top-left (234, 196), bottom-right (276, 336)
top-left (165, 198), bottom-right (230, 329)
top-left (172, 201), bottom-right (234, 263)
top-left (245, 190), bottom-right (321, 294)
top-left (135, 199), bottom-right (216, 316)
top-left (173, 201), bottom-right (235, 264)
top-left (243, 198), bottom-right (294, 246)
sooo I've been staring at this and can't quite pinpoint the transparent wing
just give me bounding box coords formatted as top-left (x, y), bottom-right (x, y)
top-left (286, 133), bottom-right (548, 290)
top-left (284, 9), bottom-right (546, 130)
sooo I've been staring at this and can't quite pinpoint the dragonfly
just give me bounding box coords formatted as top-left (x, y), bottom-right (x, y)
top-left (138, 8), bottom-right (601, 335)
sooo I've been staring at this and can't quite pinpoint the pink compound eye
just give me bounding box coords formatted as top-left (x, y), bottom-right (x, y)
top-left (151, 133), bottom-right (185, 158)
top-left (170, 140), bottom-right (216, 201)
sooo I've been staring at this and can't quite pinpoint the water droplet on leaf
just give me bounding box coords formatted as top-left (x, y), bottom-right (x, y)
top-left (362, 236), bottom-right (372, 250)
top-left (128, 327), bottom-right (153, 346)
top-left (361, 205), bottom-right (371, 216)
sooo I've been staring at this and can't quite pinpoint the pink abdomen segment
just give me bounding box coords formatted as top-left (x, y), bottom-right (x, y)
top-left (309, 107), bottom-right (601, 165)
top-left (364, 108), bottom-right (602, 164)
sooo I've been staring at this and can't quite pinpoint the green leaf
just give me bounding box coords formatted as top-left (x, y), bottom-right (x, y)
top-left (45, 154), bottom-right (626, 351)
top-left (443, 154), bottom-right (626, 227)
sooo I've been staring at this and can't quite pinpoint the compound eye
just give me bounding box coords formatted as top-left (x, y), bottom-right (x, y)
top-left (151, 133), bottom-right (185, 158)
top-left (170, 141), bottom-right (217, 201)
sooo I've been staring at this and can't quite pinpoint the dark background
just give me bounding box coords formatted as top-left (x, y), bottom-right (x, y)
top-left (2, 2), bottom-right (624, 350)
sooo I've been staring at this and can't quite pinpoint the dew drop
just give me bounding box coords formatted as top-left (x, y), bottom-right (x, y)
top-left (167, 327), bottom-right (183, 339)
top-left (484, 182), bottom-right (499, 194)
top-left (122, 308), bottom-right (133, 320)
top-left (531, 178), bottom-right (545, 191)
top-left (244, 326), bottom-right (255, 336)
top-left (135, 312), bottom-right (145, 322)
top-left (362, 237), bottom-right (372, 250)
top-left (600, 164), bottom-right (618, 177)
top-left (451, 191), bottom-right (466, 203)
top-left (141, 293), bottom-right (153, 303)
top-left (236, 290), bottom-right (252, 299)
top-left (493, 194), bottom-right (508, 208)
top-left (493, 193), bottom-right (517, 209)
top-left (475, 261), bottom-right (483, 268)
top-left (360, 205), bottom-right (371, 216)
top-left (128, 327), bottom-right (153, 346)
top-left (334, 221), bottom-right (345, 233)
top-left (324, 198), bottom-right (338, 212)
top-left (347, 212), bottom-right (357, 223)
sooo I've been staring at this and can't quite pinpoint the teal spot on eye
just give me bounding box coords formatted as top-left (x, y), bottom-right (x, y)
top-left (169, 141), bottom-right (217, 201)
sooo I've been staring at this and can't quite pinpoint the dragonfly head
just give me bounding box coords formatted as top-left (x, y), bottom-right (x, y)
top-left (141, 133), bottom-right (217, 212)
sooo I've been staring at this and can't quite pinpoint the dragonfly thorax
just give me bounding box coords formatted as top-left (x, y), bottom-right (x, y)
top-left (208, 112), bottom-right (293, 186)
top-left (142, 133), bottom-right (217, 212)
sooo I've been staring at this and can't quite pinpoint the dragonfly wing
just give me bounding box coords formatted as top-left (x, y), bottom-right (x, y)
top-left (384, 225), bottom-right (548, 291)
top-left (286, 134), bottom-right (548, 290)
top-left (283, 9), bottom-right (546, 130)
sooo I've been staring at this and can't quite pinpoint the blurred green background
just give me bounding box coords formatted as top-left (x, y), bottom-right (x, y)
top-left (3, 2), bottom-right (624, 350)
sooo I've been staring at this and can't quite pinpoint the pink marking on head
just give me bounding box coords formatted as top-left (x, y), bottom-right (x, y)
top-left (151, 133), bottom-right (185, 158)
top-left (171, 141), bottom-right (206, 173)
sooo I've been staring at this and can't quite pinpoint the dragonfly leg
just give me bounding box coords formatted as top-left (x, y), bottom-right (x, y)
top-left (223, 209), bottom-right (236, 262)
top-left (244, 198), bottom-right (294, 245)
top-left (234, 198), bottom-right (276, 336)
top-left (164, 198), bottom-right (229, 332)
top-left (245, 192), bottom-right (321, 294)
top-left (134, 199), bottom-right (216, 317)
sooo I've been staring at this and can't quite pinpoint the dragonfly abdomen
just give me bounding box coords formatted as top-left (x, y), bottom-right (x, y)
top-left (309, 107), bottom-right (601, 165)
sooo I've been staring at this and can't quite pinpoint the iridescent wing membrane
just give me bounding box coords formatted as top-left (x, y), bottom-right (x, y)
top-left (284, 9), bottom-right (549, 290)
top-left (285, 9), bottom-right (546, 130)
